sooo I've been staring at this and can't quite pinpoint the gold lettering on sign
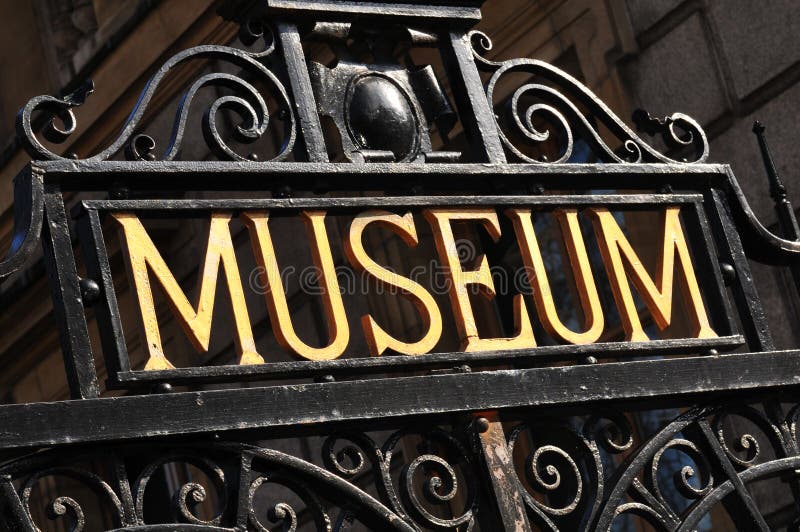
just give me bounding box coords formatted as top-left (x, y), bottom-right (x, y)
top-left (424, 208), bottom-right (536, 352)
top-left (588, 207), bottom-right (717, 342)
top-left (508, 208), bottom-right (605, 344)
top-left (113, 212), bottom-right (263, 370)
top-left (243, 211), bottom-right (350, 360)
top-left (344, 210), bottom-right (443, 356)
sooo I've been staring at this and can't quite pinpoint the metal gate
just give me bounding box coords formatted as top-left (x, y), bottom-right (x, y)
top-left (2, 1), bottom-right (800, 530)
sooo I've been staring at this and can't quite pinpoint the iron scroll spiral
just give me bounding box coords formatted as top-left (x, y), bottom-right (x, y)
top-left (20, 467), bottom-right (126, 531)
top-left (1, 442), bottom-right (414, 531)
top-left (133, 452), bottom-right (228, 526)
top-left (247, 473), bottom-right (333, 532)
top-left (322, 428), bottom-right (480, 531)
top-left (16, 23), bottom-right (296, 163)
top-left (468, 31), bottom-right (710, 164)
top-left (504, 412), bottom-right (634, 531)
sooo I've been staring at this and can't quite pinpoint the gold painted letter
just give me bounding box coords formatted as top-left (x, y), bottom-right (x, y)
top-left (424, 208), bottom-right (536, 352)
top-left (508, 208), bottom-right (604, 344)
top-left (114, 212), bottom-right (263, 370)
top-left (243, 211), bottom-right (349, 360)
top-left (588, 207), bottom-right (716, 341)
top-left (344, 210), bottom-right (443, 356)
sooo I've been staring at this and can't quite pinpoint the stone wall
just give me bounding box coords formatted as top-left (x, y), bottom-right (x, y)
top-left (620, 0), bottom-right (800, 347)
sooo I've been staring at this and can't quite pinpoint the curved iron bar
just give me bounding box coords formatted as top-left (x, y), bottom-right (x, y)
top-left (594, 406), bottom-right (713, 530)
top-left (106, 526), bottom-right (233, 531)
top-left (678, 455), bottom-right (800, 531)
top-left (20, 466), bottom-right (126, 532)
top-left (649, 438), bottom-right (714, 502)
top-left (0, 168), bottom-right (44, 281)
top-left (247, 472), bottom-right (331, 531)
top-left (712, 405), bottom-right (787, 470)
top-left (243, 445), bottom-right (414, 532)
top-left (16, 25), bottom-right (295, 163)
top-left (0, 441), bottom-right (414, 532)
top-left (322, 427), bottom-right (479, 531)
top-left (720, 167), bottom-right (800, 265)
top-left (594, 404), bottom-right (800, 531)
top-left (133, 452), bottom-right (228, 526)
top-left (503, 412), bottom-right (633, 531)
top-left (469, 31), bottom-right (709, 165)
top-left (506, 421), bottom-right (578, 531)
top-left (382, 427), bottom-right (479, 531)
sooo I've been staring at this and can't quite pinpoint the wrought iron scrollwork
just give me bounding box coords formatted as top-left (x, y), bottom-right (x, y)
top-left (247, 472), bottom-right (332, 531)
top-left (468, 31), bottom-right (709, 165)
top-left (16, 22), bottom-right (296, 163)
top-left (322, 427), bottom-right (480, 531)
top-left (20, 466), bottom-right (126, 531)
top-left (0, 442), bottom-right (416, 532)
top-left (0, 167), bottom-right (44, 280)
top-left (594, 404), bottom-right (800, 531)
top-left (133, 452), bottom-right (228, 526)
top-left (2, 406), bottom-right (800, 530)
top-left (502, 411), bottom-right (633, 530)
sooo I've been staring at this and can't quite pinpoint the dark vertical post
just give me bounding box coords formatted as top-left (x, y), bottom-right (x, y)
top-left (76, 208), bottom-right (130, 378)
top-left (442, 30), bottom-right (507, 164)
top-left (751, 123), bottom-right (800, 519)
top-left (753, 121), bottom-right (800, 299)
top-left (472, 414), bottom-right (530, 530)
top-left (235, 452), bottom-right (253, 530)
top-left (706, 187), bottom-right (775, 352)
top-left (277, 20), bottom-right (329, 163)
top-left (42, 188), bottom-right (100, 399)
top-left (0, 476), bottom-right (35, 532)
top-left (109, 454), bottom-right (137, 527)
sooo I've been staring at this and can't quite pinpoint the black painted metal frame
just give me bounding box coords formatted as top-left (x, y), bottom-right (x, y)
top-left (77, 192), bottom-right (739, 388)
top-left (2, 0), bottom-right (800, 529)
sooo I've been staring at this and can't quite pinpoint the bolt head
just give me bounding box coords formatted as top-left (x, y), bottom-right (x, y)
top-left (475, 417), bottom-right (491, 433)
top-left (720, 263), bottom-right (736, 285)
top-left (79, 278), bottom-right (101, 305)
top-left (152, 382), bottom-right (173, 394)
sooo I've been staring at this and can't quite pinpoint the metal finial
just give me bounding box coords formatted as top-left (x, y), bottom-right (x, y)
top-left (753, 120), bottom-right (787, 201)
top-left (752, 121), bottom-right (800, 305)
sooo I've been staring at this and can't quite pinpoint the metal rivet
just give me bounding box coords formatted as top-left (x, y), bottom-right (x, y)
top-left (720, 262), bottom-right (736, 285)
top-left (707, 349), bottom-right (719, 356)
top-left (583, 356), bottom-right (598, 365)
top-left (474, 417), bottom-right (491, 433)
top-left (152, 383), bottom-right (172, 394)
top-left (247, 152), bottom-right (259, 161)
top-left (316, 374), bottom-right (335, 383)
top-left (78, 278), bottom-right (101, 305)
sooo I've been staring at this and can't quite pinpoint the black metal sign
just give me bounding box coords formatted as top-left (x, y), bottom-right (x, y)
top-left (1, 1), bottom-right (800, 530)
